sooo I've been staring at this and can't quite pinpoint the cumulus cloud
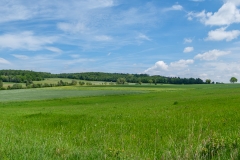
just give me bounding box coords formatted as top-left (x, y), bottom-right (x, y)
top-left (206, 27), bottom-right (240, 41)
top-left (0, 58), bottom-right (11, 64)
top-left (144, 61), bottom-right (168, 73)
top-left (0, 31), bottom-right (56, 51)
top-left (184, 47), bottom-right (194, 53)
top-left (194, 49), bottom-right (230, 61)
top-left (144, 59), bottom-right (194, 74)
top-left (188, 1), bottom-right (240, 25)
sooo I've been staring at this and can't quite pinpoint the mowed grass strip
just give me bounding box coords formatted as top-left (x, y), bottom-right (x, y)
top-left (0, 84), bottom-right (240, 159)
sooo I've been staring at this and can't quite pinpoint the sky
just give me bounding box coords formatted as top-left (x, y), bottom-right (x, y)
top-left (0, 0), bottom-right (240, 83)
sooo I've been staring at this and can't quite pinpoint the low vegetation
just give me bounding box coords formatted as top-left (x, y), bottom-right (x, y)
top-left (0, 83), bottom-right (240, 159)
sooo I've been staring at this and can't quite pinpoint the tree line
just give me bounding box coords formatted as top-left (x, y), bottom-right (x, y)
top-left (0, 69), bottom-right (204, 85)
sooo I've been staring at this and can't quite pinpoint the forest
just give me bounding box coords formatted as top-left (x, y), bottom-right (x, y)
top-left (0, 69), bottom-right (204, 84)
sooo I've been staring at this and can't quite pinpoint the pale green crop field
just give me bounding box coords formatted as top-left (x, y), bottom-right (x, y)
top-left (0, 84), bottom-right (240, 159)
top-left (0, 87), bottom-right (146, 102)
top-left (33, 78), bottom-right (109, 85)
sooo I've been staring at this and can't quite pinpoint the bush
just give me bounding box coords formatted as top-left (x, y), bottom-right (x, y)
top-left (11, 84), bottom-right (23, 89)
top-left (71, 80), bottom-right (78, 85)
top-left (86, 82), bottom-right (92, 85)
top-left (79, 81), bottom-right (85, 86)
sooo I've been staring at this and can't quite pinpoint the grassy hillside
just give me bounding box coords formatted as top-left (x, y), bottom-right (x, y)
top-left (0, 84), bottom-right (240, 159)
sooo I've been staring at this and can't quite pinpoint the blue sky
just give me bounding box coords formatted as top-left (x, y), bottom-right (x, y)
top-left (0, 0), bottom-right (240, 82)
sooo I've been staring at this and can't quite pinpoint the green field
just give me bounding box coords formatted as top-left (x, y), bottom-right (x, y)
top-left (0, 84), bottom-right (240, 159)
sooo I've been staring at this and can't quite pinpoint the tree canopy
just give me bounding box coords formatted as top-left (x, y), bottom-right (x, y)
top-left (0, 69), bottom-right (205, 85)
top-left (205, 79), bottom-right (211, 84)
top-left (230, 77), bottom-right (238, 83)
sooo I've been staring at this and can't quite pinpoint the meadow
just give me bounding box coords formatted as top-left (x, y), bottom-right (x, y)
top-left (0, 83), bottom-right (240, 159)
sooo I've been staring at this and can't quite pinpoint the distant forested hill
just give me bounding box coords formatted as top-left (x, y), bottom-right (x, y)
top-left (0, 70), bottom-right (204, 84)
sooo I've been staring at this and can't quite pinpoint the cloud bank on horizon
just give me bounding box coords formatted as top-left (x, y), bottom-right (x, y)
top-left (0, 0), bottom-right (240, 82)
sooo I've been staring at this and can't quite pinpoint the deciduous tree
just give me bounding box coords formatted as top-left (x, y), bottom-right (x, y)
top-left (206, 79), bottom-right (211, 84)
top-left (230, 77), bottom-right (237, 83)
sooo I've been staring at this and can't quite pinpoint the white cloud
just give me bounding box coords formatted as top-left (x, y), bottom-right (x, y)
top-left (0, 1), bottom-right (31, 23)
top-left (94, 35), bottom-right (112, 41)
top-left (0, 57), bottom-right (11, 64)
top-left (184, 38), bottom-right (193, 43)
top-left (194, 49), bottom-right (230, 61)
top-left (184, 47), bottom-right (194, 53)
top-left (0, 31), bottom-right (56, 51)
top-left (187, 10), bottom-right (210, 22)
top-left (12, 54), bottom-right (29, 60)
top-left (206, 27), bottom-right (240, 41)
top-left (170, 59), bottom-right (194, 69)
top-left (224, 0), bottom-right (240, 6)
top-left (136, 33), bottom-right (151, 41)
top-left (189, 1), bottom-right (240, 26)
top-left (171, 5), bottom-right (183, 11)
top-left (79, 0), bottom-right (115, 9)
top-left (144, 61), bottom-right (168, 73)
top-left (70, 54), bottom-right (81, 58)
top-left (164, 5), bottom-right (183, 12)
top-left (57, 22), bottom-right (88, 34)
top-left (145, 59), bottom-right (194, 75)
top-left (46, 47), bottom-right (63, 53)
top-left (205, 2), bottom-right (240, 26)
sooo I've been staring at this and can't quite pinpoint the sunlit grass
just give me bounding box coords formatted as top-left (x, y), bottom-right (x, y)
top-left (0, 84), bottom-right (240, 159)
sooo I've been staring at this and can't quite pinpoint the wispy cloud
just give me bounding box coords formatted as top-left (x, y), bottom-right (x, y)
top-left (170, 59), bottom-right (194, 69)
top-left (46, 47), bottom-right (63, 53)
top-left (12, 54), bottom-right (29, 60)
top-left (57, 22), bottom-right (88, 34)
top-left (163, 4), bottom-right (183, 12)
top-left (0, 1), bottom-right (31, 23)
top-left (94, 35), bottom-right (112, 41)
top-left (194, 49), bottom-right (230, 61)
top-left (184, 38), bottom-right (193, 43)
top-left (0, 57), bottom-right (11, 64)
top-left (136, 33), bottom-right (151, 41)
top-left (0, 31), bottom-right (57, 51)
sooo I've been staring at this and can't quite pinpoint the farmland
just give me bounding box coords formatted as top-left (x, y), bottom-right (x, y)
top-left (0, 83), bottom-right (240, 159)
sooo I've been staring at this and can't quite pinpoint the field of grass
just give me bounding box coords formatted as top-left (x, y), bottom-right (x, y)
top-left (0, 84), bottom-right (240, 159)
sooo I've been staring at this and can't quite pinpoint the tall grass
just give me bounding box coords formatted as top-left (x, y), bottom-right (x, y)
top-left (0, 84), bottom-right (240, 159)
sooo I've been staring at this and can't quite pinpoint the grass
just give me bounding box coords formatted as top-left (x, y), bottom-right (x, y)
top-left (0, 87), bottom-right (145, 102)
top-left (0, 84), bottom-right (240, 159)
